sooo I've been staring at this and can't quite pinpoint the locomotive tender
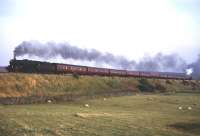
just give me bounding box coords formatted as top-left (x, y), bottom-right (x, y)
top-left (7, 59), bottom-right (192, 80)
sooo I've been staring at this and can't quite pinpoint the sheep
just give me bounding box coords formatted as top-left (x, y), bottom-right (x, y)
top-left (84, 104), bottom-right (89, 107)
top-left (178, 106), bottom-right (182, 110)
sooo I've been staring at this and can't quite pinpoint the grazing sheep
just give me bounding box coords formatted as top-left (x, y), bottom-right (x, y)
top-left (178, 106), bottom-right (182, 110)
top-left (84, 104), bottom-right (89, 107)
top-left (188, 107), bottom-right (192, 110)
top-left (47, 100), bottom-right (52, 103)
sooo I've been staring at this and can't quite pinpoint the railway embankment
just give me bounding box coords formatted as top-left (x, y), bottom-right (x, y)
top-left (0, 73), bottom-right (199, 104)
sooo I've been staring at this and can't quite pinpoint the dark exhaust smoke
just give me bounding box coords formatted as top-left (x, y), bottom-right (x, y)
top-left (14, 41), bottom-right (194, 75)
top-left (135, 53), bottom-right (187, 72)
top-left (14, 41), bottom-right (135, 69)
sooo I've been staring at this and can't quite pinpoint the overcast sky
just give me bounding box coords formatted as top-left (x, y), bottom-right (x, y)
top-left (0, 0), bottom-right (200, 66)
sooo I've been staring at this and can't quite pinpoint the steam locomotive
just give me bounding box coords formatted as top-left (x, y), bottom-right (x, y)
top-left (7, 59), bottom-right (192, 80)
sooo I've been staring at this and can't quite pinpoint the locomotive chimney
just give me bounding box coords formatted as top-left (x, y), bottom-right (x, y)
top-left (13, 51), bottom-right (16, 60)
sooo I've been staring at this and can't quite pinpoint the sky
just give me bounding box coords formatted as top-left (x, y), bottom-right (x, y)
top-left (0, 0), bottom-right (200, 66)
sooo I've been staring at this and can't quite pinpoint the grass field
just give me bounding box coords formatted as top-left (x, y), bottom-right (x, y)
top-left (0, 93), bottom-right (200, 136)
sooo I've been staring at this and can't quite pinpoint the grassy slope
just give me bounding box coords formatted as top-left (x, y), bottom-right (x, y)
top-left (0, 73), bottom-right (199, 99)
top-left (0, 73), bottom-right (139, 98)
top-left (0, 93), bottom-right (200, 136)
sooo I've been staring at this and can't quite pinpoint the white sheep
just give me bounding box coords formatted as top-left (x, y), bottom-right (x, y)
top-left (178, 106), bottom-right (182, 110)
top-left (84, 104), bottom-right (89, 107)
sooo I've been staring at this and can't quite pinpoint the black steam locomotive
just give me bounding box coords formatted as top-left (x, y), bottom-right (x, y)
top-left (7, 59), bottom-right (192, 80)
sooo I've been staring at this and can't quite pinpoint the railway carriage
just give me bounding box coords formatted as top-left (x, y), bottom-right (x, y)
top-left (56, 64), bottom-right (68, 73)
top-left (67, 65), bottom-right (87, 74)
top-left (126, 71), bottom-right (140, 77)
top-left (87, 67), bottom-right (109, 75)
top-left (109, 69), bottom-right (127, 76)
top-left (139, 71), bottom-right (152, 78)
top-left (149, 72), bottom-right (160, 78)
top-left (56, 64), bottom-right (88, 74)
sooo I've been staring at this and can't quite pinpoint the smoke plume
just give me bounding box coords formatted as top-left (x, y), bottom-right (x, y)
top-left (135, 53), bottom-right (187, 72)
top-left (14, 41), bottom-right (194, 75)
top-left (14, 41), bottom-right (135, 69)
top-left (187, 54), bottom-right (200, 79)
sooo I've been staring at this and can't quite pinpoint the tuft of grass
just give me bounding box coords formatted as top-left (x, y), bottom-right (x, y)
top-left (137, 78), bottom-right (155, 92)
top-left (72, 73), bottom-right (80, 79)
top-left (166, 79), bottom-right (172, 84)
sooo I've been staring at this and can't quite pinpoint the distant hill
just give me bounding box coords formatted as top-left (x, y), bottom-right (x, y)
top-left (0, 66), bottom-right (7, 72)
